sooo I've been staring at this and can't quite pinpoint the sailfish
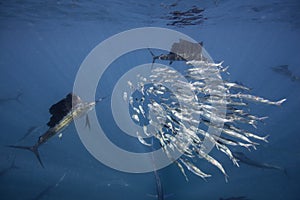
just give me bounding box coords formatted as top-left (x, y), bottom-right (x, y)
top-left (271, 65), bottom-right (300, 82)
top-left (232, 151), bottom-right (287, 174)
top-left (8, 93), bottom-right (104, 167)
top-left (148, 39), bottom-right (204, 65)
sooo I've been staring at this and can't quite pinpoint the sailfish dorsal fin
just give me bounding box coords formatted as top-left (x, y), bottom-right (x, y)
top-left (170, 39), bottom-right (203, 61)
top-left (47, 93), bottom-right (82, 128)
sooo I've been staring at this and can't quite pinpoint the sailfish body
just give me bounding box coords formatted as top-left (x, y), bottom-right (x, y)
top-left (8, 93), bottom-right (97, 167)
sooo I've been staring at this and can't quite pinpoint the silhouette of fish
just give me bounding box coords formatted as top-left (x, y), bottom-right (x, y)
top-left (272, 65), bottom-right (300, 82)
top-left (233, 151), bottom-right (286, 174)
top-left (0, 92), bottom-right (22, 105)
top-left (8, 93), bottom-right (105, 167)
top-left (30, 173), bottom-right (66, 200)
top-left (152, 168), bottom-right (165, 200)
top-left (148, 140), bottom-right (173, 200)
top-left (164, 6), bottom-right (206, 27)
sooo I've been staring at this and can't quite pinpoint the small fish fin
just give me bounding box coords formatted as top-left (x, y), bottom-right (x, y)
top-left (169, 61), bottom-right (173, 65)
top-left (224, 174), bottom-right (229, 183)
top-left (7, 145), bottom-right (44, 168)
top-left (85, 115), bottom-right (91, 130)
top-left (275, 98), bottom-right (286, 106)
top-left (262, 135), bottom-right (270, 143)
top-left (218, 60), bottom-right (224, 66)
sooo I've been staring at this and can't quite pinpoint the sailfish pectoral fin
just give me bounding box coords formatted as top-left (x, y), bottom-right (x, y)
top-left (147, 48), bottom-right (156, 57)
top-left (85, 115), bottom-right (91, 130)
top-left (147, 48), bottom-right (156, 68)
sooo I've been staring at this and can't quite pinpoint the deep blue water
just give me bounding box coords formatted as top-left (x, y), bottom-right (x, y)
top-left (1, 0), bottom-right (300, 200)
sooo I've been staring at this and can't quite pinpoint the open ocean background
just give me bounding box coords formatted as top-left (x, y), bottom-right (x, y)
top-left (0, 0), bottom-right (300, 199)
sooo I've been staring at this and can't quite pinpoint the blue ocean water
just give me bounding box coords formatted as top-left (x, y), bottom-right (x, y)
top-left (0, 0), bottom-right (300, 200)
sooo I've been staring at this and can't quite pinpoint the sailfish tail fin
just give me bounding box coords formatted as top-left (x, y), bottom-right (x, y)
top-left (7, 145), bottom-right (44, 168)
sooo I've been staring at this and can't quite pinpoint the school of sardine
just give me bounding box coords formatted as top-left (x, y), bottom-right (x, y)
top-left (124, 59), bottom-right (286, 181)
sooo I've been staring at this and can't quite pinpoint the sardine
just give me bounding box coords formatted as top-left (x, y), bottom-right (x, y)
top-left (179, 158), bottom-right (211, 180)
